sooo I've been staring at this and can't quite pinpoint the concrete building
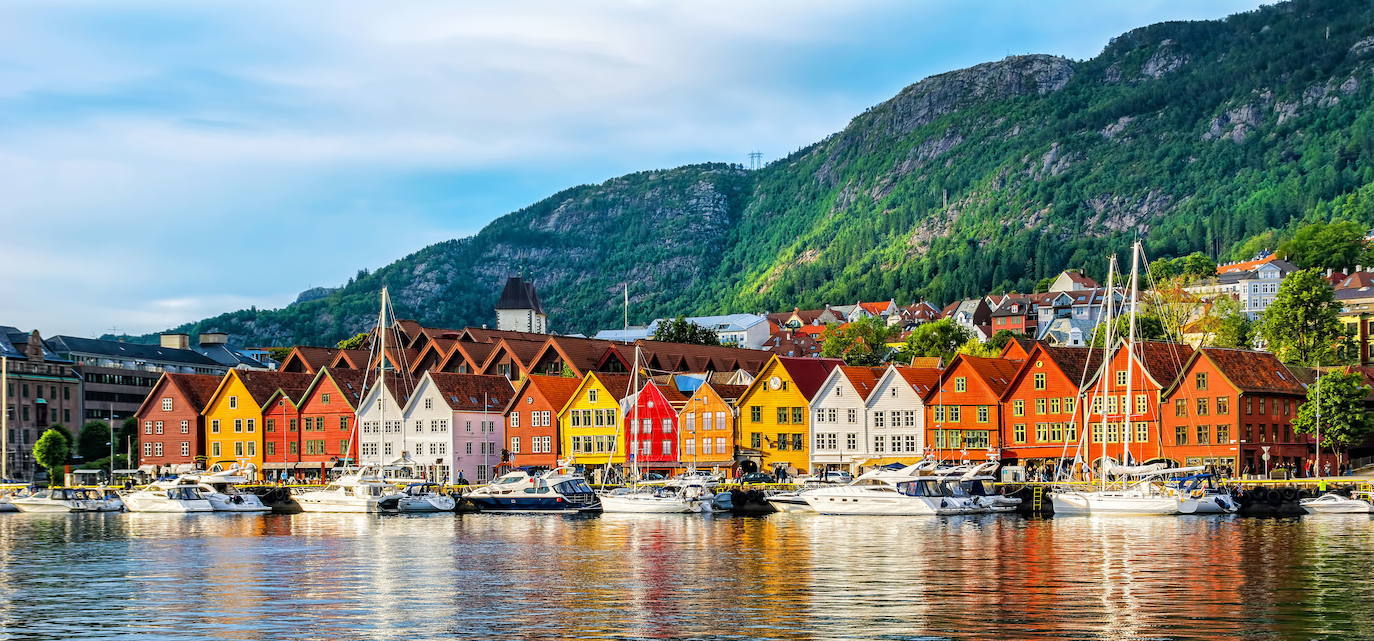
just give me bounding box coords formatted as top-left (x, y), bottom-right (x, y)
top-left (1185, 256), bottom-right (1298, 319)
top-left (1, 327), bottom-right (83, 481)
top-left (494, 276), bottom-right (548, 334)
top-left (45, 333), bottom-right (228, 424)
top-left (593, 314), bottom-right (771, 349)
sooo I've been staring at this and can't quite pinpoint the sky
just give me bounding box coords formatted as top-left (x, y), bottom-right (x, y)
top-left (0, 0), bottom-right (1267, 337)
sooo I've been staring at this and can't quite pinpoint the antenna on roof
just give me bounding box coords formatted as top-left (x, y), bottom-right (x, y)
top-left (623, 284), bottom-right (629, 330)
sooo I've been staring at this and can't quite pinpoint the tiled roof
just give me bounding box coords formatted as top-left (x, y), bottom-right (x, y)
top-left (945, 355), bottom-right (1023, 397)
top-left (1062, 270), bottom-right (1099, 288)
top-left (1217, 255), bottom-right (1278, 274)
top-left (705, 383), bottom-right (749, 402)
top-left (858, 301), bottom-right (891, 315)
top-left (521, 374), bottom-right (583, 411)
top-left (1129, 341), bottom-right (1194, 388)
top-left (1338, 271), bottom-right (1374, 290)
top-left (460, 327), bottom-right (549, 344)
top-left (318, 367), bottom-right (370, 407)
top-left (1199, 348), bottom-right (1304, 395)
top-left (428, 372), bottom-right (515, 411)
top-left (648, 380), bottom-right (690, 405)
top-left (909, 356), bottom-right (943, 368)
top-left (541, 336), bottom-right (619, 374)
top-left (633, 339), bottom-right (772, 374)
top-left (1039, 345), bottom-right (1104, 387)
top-left (775, 356), bottom-right (844, 399)
top-left (45, 334), bottom-right (221, 366)
top-left (166, 373), bottom-right (223, 412)
top-left (836, 366), bottom-right (886, 400)
top-left (590, 373), bottom-right (637, 401)
top-left (282, 346), bottom-right (339, 373)
top-left (330, 349), bottom-right (371, 369)
top-left (234, 370), bottom-right (317, 406)
top-left (893, 366), bottom-right (942, 396)
top-left (790, 308), bottom-right (826, 324)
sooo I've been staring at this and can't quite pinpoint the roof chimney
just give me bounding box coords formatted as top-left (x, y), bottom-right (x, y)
top-left (160, 333), bottom-right (190, 350)
top-left (198, 332), bottom-right (228, 347)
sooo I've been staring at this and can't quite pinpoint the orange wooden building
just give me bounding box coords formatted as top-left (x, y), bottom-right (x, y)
top-left (922, 354), bottom-right (1023, 462)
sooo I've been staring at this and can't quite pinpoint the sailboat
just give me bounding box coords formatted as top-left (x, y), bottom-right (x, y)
top-left (295, 288), bottom-right (406, 513)
top-left (599, 347), bottom-right (713, 513)
top-left (1051, 242), bottom-right (1185, 516)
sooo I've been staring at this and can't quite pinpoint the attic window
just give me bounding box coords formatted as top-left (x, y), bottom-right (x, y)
top-left (228, 396), bottom-right (238, 409)
top-left (469, 396), bottom-right (479, 404)
top-left (526, 396), bottom-right (533, 404)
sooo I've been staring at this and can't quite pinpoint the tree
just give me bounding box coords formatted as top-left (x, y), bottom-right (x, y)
top-left (266, 346), bottom-right (293, 363)
top-left (1090, 313), bottom-right (1169, 347)
top-left (956, 337), bottom-right (1000, 357)
top-left (1292, 370), bottom-right (1374, 453)
top-left (651, 317), bottom-right (720, 346)
top-left (1257, 269), bottom-right (1345, 365)
top-left (45, 424), bottom-right (73, 449)
top-left (336, 332), bottom-right (369, 350)
top-left (1209, 296), bottom-right (1253, 349)
top-left (77, 421), bottom-right (112, 462)
top-left (897, 318), bottom-right (971, 363)
top-left (33, 429), bottom-right (70, 484)
top-left (1147, 252), bottom-right (1217, 285)
top-left (1277, 220), bottom-right (1369, 272)
top-left (820, 316), bottom-right (900, 366)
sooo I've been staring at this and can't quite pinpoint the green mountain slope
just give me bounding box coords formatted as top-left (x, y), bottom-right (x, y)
top-left (142, 0), bottom-right (1374, 346)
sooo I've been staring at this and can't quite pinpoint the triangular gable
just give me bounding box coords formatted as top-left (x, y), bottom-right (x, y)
top-left (199, 369), bottom-right (245, 417)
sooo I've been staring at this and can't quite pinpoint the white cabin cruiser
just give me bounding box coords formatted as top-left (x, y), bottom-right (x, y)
top-left (295, 467), bottom-right (405, 513)
top-left (467, 466), bottom-right (600, 513)
top-left (803, 461), bottom-right (978, 516)
top-left (11, 488), bottom-right (97, 513)
top-left (0, 486), bottom-right (33, 512)
top-left (122, 482), bottom-right (214, 513)
top-left (765, 491), bottom-right (815, 513)
top-left (380, 483), bottom-right (456, 513)
top-left (600, 479), bottom-right (716, 514)
top-left (180, 471), bottom-right (270, 513)
top-left (1165, 471), bottom-right (1238, 514)
top-left (939, 462), bottom-right (1019, 513)
top-left (87, 487), bottom-right (125, 512)
top-left (1300, 491), bottom-right (1374, 514)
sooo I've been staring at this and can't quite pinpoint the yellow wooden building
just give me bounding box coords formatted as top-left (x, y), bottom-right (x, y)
top-left (733, 356), bottom-right (842, 477)
top-left (558, 372), bottom-right (634, 474)
top-left (201, 370), bottom-right (314, 475)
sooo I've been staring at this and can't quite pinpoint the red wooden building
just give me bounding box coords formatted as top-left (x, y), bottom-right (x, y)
top-left (922, 354), bottom-right (1023, 463)
top-left (133, 372), bottom-right (221, 473)
top-left (998, 343), bottom-right (1103, 468)
top-left (1161, 348), bottom-right (1306, 475)
top-left (1082, 341), bottom-right (1193, 465)
top-left (504, 374), bottom-right (581, 469)
top-left (628, 380), bottom-right (689, 475)
top-left (296, 368), bottom-right (367, 476)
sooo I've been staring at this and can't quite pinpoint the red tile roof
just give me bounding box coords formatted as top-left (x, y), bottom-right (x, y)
top-left (1062, 270), bottom-right (1099, 288)
top-left (427, 372), bottom-right (515, 412)
top-left (1039, 345), bottom-right (1105, 387)
top-left (1339, 271), bottom-right (1374, 290)
top-left (1198, 348), bottom-right (1304, 395)
top-left (909, 356), bottom-right (943, 368)
top-left (858, 301), bottom-right (891, 315)
top-left (234, 370), bottom-right (317, 406)
top-left (1128, 341), bottom-right (1194, 388)
top-left (519, 374), bottom-right (584, 411)
top-left (893, 366), bottom-right (942, 396)
top-left (282, 346), bottom-right (339, 373)
top-left (705, 383), bottom-right (749, 402)
top-left (315, 367), bottom-right (369, 407)
top-left (940, 355), bottom-right (1023, 398)
top-left (837, 366), bottom-right (886, 400)
top-left (775, 356), bottom-right (844, 400)
top-left (590, 373), bottom-right (637, 402)
top-left (1217, 255), bottom-right (1278, 275)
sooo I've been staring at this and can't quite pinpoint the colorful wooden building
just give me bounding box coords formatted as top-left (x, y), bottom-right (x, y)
top-left (998, 343), bottom-right (1102, 468)
top-left (403, 371), bottom-right (513, 484)
top-left (808, 366), bottom-right (885, 472)
top-left (1082, 341), bottom-right (1193, 465)
top-left (679, 382), bottom-right (748, 474)
top-left (293, 367), bottom-right (367, 478)
top-left (627, 380), bottom-right (689, 475)
top-left (733, 356), bottom-right (842, 477)
top-left (558, 372), bottom-right (633, 479)
top-left (922, 354), bottom-right (1022, 463)
top-left (201, 370), bottom-right (314, 477)
top-left (504, 374), bottom-right (582, 469)
top-left (863, 365), bottom-right (942, 468)
top-left (132, 372), bottom-right (221, 473)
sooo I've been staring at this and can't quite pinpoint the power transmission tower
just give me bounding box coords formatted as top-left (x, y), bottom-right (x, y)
top-left (748, 151), bottom-right (762, 170)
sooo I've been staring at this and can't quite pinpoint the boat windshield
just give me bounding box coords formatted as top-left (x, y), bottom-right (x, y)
top-left (29, 490), bottom-right (50, 499)
top-left (962, 480), bottom-right (994, 496)
top-left (895, 480), bottom-right (944, 497)
top-left (942, 481), bottom-right (971, 497)
top-left (167, 487), bottom-right (201, 501)
top-left (554, 480), bottom-right (593, 495)
top-left (496, 475), bottom-right (527, 485)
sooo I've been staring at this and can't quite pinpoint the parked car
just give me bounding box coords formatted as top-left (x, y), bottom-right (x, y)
top-left (819, 471), bottom-right (853, 484)
top-left (740, 472), bottom-right (776, 484)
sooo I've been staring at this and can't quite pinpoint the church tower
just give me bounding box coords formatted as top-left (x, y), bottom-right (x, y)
top-left (494, 276), bottom-right (547, 333)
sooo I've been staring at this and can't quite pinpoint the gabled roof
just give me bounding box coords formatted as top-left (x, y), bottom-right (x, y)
top-left (1123, 341), bottom-right (1194, 389)
top-left (494, 276), bottom-right (544, 313)
top-left (1000, 343), bottom-right (1103, 400)
top-left (531, 336), bottom-right (620, 376)
top-left (409, 338), bottom-right (456, 374)
top-left (358, 370), bottom-right (420, 409)
top-left (1165, 348), bottom-right (1304, 397)
top-left (134, 372), bottom-right (223, 417)
top-left (504, 374), bottom-right (583, 414)
top-left (772, 356), bottom-right (845, 400)
top-left (927, 354), bottom-right (1022, 402)
top-left (280, 346), bottom-right (339, 374)
top-left (423, 372), bottom-right (514, 412)
top-left (437, 340), bottom-right (498, 373)
top-left (1338, 271), bottom-right (1374, 290)
top-left (480, 337), bottom-right (550, 375)
top-left (229, 370), bottom-right (317, 408)
top-left (857, 301), bottom-right (893, 315)
top-left (630, 340), bottom-right (771, 375)
top-left (589, 373), bottom-right (636, 402)
top-left (642, 380), bottom-right (690, 406)
top-left (702, 383), bottom-right (749, 402)
top-left (459, 327), bottom-right (549, 344)
top-left (44, 334), bottom-right (221, 366)
top-left (299, 367), bottom-right (370, 409)
top-left (1061, 270), bottom-right (1099, 289)
top-left (328, 349), bottom-right (371, 369)
top-left (1217, 255), bottom-right (1279, 274)
top-left (833, 366), bottom-right (887, 400)
top-left (893, 366), bottom-right (943, 397)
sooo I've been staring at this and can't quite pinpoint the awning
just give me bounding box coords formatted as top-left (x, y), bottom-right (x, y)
top-left (261, 462), bottom-right (296, 470)
top-left (293, 462), bottom-right (323, 470)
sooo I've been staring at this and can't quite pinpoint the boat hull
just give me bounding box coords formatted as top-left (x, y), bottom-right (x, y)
top-left (1051, 492), bottom-right (1180, 515)
top-left (468, 495), bottom-right (599, 513)
top-left (804, 494), bottom-right (960, 516)
top-left (11, 500), bottom-right (87, 513)
top-left (1178, 495), bottom-right (1237, 514)
top-left (123, 496), bottom-right (214, 513)
top-left (296, 497), bottom-right (383, 513)
top-left (395, 495), bottom-right (457, 513)
top-left (766, 495), bottom-right (815, 513)
top-left (600, 494), bottom-right (701, 513)
top-left (1300, 495), bottom-right (1374, 514)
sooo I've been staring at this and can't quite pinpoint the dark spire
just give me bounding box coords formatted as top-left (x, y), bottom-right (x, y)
top-left (495, 276), bottom-right (544, 314)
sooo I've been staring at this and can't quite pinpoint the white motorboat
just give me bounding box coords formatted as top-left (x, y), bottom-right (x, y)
top-left (0, 486), bottom-right (32, 512)
top-left (466, 465), bottom-right (600, 513)
top-left (765, 492), bottom-right (815, 513)
top-left (295, 467), bottom-right (405, 513)
top-left (1165, 471), bottom-right (1238, 515)
top-left (938, 462), bottom-right (1019, 513)
top-left (86, 487), bottom-right (125, 512)
top-left (181, 471), bottom-right (271, 513)
top-left (600, 479), bottom-right (715, 514)
top-left (1299, 491), bottom-right (1374, 514)
top-left (803, 462), bottom-right (978, 516)
top-left (11, 488), bottom-right (96, 513)
top-left (122, 483), bottom-right (214, 513)
top-left (381, 482), bottom-right (456, 513)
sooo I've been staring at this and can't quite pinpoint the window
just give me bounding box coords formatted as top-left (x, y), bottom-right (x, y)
top-left (1195, 373), bottom-right (1208, 390)
top-left (846, 433), bottom-right (857, 450)
top-left (686, 439), bottom-right (696, 456)
top-left (1175, 425), bottom-right (1188, 445)
top-left (1135, 394), bottom-right (1146, 415)
top-left (1135, 422), bottom-right (1148, 443)
top-left (873, 435), bottom-right (886, 453)
top-left (750, 406), bottom-right (761, 423)
top-left (1012, 400), bottom-right (1024, 417)
top-left (716, 412), bottom-right (726, 430)
top-left (751, 432), bottom-right (761, 448)
top-left (964, 431), bottom-right (990, 449)
top-left (322, 393), bottom-right (332, 405)
top-left (1033, 373), bottom-right (1046, 390)
top-left (266, 419), bottom-right (276, 433)
top-left (180, 420), bottom-right (189, 434)
top-left (933, 406), bottom-right (944, 422)
top-left (1216, 424), bottom-right (1231, 444)
top-left (340, 417), bottom-right (349, 431)
top-left (228, 396), bottom-right (238, 409)
top-left (948, 406), bottom-right (961, 422)
top-left (246, 441), bottom-right (255, 456)
top-left (510, 412), bottom-right (520, 427)
top-left (180, 442), bottom-right (190, 457)
top-left (1196, 398), bottom-right (1209, 416)
top-left (424, 398), bottom-right (432, 410)
top-left (717, 437), bottom-right (726, 453)
top-left (155, 421), bottom-right (164, 435)
top-left (211, 419), bottom-right (220, 434)
top-left (1116, 371), bottom-right (1127, 386)
top-left (1048, 398), bottom-right (1061, 414)
top-left (234, 419), bottom-right (243, 433)
top-left (954, 377), bottom-right (967, 392)
top-left (466, 442), bottom-right (473, 455)
top-left (792, 407), bottom-right (804, 424)
top-left (661, 440), bottom-right (672, 455)
top-left (144, 421), bottom-right (152, 435)
top-left (211, 442), bottom-right (221, 457)
top-left (685, 414), bottom-right (695, 432)
top-left (588, 389), bottom-right (598, 403)
top-left (247, 419), bottom-right (255, 433)
top-left (1245, 397), bottom-right (1253, 415)
top-left (510, 437), bottom-right (520, 453)
top-left (874, 411), bottom-right (885, 428)
top-left (161, 398), bottom-right (173, 412)
top-left (977, 406), bottom-right (989, 423)
top-left (848, 408), bottom-right (858, 423)
top-left (1175, 398), bottom-right (1186, 417)
top-left (792, 433), bottom-right (804, 450)
top-left (1197, 425), bottom-right (1210, 445)
top-left (1035, 399), bottom-right (1046, 415)
top-left (777, 407), bottom-right (789, 424)
top-left (1013, 424), bottom-right (1027, 443)
top-left (266, 442), bottom-right (276, 456)
top-left (661, 418), bottom-right (672, 433)
top-left (143, 443), bottom-right (152, 457)
top-left (234, 441), bottom-right (244, 457)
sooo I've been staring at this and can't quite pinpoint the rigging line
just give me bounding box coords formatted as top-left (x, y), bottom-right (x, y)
top-left (1139, 243), bottom-right (1218, 463)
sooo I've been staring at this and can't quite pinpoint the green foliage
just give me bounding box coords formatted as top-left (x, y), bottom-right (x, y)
top-left (46, 424), bottom-right (73, 448)
top-left (1257, 269), bottom-right (1345, 365)
top-left (956, 338), bottom-right (1000, 358)
top-left (985, 330), bottom-right (1023, 351)
top-left (1277, 220), bottom-right (1371, 272)
top-left (120, 1), bottom-right (1374, 344)
top-left (336, 333), bottom-right (370, 350)
top-left (77, 421), bottom-right (112, 462)
top-left (1210, 296), bottom-right (1254, 350)
top-left (897, 319), bottom-right (970, 363)
top-left (1147, 252), bottom-right (1216, 284)
top-left (651, 317), bottom-right (720, 346)
top-left (1292, 370), bottom-right (1374, 450)
top-left (266, 347), bottom-right (293, 363)
top-left (33, 429), bottom-right (70, 483)
top-left (820, 316), bottom-right (900, 366)
top-left (1089, 313), bottom-right (1170, 347)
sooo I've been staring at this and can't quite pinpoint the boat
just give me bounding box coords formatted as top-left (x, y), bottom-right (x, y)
top-left (0, 486), bottom-right (31, 512)
top-left (1166, 471), bottom-right (1238, 514)
top-left (11, 487), bottom-right (98, 513)
top-left (86, 487), bottom-right (126, 512)
top-left (122, 482), bottom-right (215, 513)
top-left (380, 482), bottom-right (456, 513)
top-left (181, 471), bottom-right (271, 512)
top-left (601, 479), bottom-right (716, 514)
top-left (944, 462), bottom-right (1020, 513)
top-left (802, 462), bottom-right (979, 516)
top-left (294, 467), bottom-right (406, 513)
top-left (1299, 491), bottom-right (1374, 514)
top-left (466, 465), bottom-right (600, 513)
top-left (765, 491), bottom-right (815, 513)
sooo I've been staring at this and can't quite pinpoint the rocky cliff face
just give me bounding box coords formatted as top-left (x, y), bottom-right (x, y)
top-left (141, 0), bottom-right (1374, 346)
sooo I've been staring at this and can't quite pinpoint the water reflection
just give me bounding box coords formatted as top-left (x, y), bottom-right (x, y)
top-left (0, 512), bottom-right (1370, 640)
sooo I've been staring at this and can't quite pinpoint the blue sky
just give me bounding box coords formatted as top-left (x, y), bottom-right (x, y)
top-left (0, 0), bottom-right (1266, 337)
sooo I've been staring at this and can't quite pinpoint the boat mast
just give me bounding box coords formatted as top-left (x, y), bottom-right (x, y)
top-left (631, 346), bottom-right (641, 483)
top-left (378, 287), bottom-right (389, 470)
top-left (1, 352), bottom-right (8, 481)
top-left (1098, 257), bottom-right (1117, 491)
top-left (1123, 241), bottom-right (1140, 469)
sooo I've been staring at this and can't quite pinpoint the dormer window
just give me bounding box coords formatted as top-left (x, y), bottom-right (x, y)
top-left (161, 398), bottom-right (172, 412)
top-left (228, 396), bottom-right (238, 410)
top-left (589, 389), bottom-right (598, 403)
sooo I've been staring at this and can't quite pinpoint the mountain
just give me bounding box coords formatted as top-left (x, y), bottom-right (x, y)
top-left (139, 0), bottom-right (1374, 346)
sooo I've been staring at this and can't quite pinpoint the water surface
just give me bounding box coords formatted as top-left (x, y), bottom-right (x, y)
top-left (0, 512), bottom-right (1370, 640)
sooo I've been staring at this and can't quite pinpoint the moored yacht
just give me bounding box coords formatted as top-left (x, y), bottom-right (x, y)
top-left (380, 483), bottom-right (456, 513)
top-left (600, 479), bottom-right (716, 514)
top-left (11, 488), bottom-right (96, 513)
top-left (1300, 490), bottom-right (1374, 514)
top-left (1051, 464), bottom-right (1183, 515)
top-left (466, 466), bottom-right (599, 513)
top-left (295, 467), bottom-right (405, 513)
top-left (182, 471), bottom-right (271, 513)
top-left (122, 482), bottom-right (214, 513)
top-left (1165, 470), bottom-right (1237, 514)
top-left (802, 462), bottom-right (978, 516)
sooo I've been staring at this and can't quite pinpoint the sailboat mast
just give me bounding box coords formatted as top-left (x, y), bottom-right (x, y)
top-left (1099, 257), bottom-right (1117, 491)
top-left (631, 346), bottom-right (641, 482)
top-left (378, 287), bottom-right (388, 469)
top-left (1123, 241), bottom-right (1140, 467)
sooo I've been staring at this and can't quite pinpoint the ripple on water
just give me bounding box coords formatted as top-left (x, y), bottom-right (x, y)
top-left (0, 512), bottom-right (1371, 640)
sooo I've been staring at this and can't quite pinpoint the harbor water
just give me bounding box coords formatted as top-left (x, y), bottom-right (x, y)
top-left (1, 513), bottom-right (1372, 640)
